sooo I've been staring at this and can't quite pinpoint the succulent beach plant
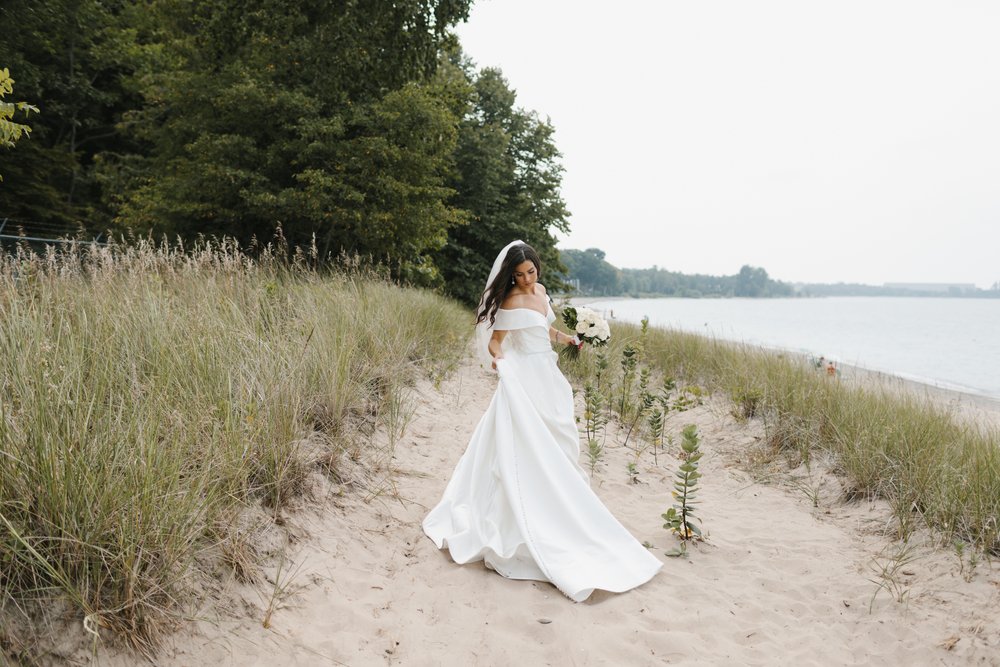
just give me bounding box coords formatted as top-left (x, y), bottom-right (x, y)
top-left (618, 344), bottom-right (638, 419)
top-left (662, 424), bottom-right (704, 545)
top-left (583, 382), bottom-right (607, 474)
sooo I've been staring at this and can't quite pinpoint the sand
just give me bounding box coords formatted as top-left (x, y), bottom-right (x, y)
top-left (97, 353), bottom-right (1000, 666)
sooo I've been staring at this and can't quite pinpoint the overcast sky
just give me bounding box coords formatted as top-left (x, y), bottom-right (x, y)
top-left (455, 1), bottom-right (1000, 288)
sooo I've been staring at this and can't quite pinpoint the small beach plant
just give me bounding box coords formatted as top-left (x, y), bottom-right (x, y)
top-left (647, 407), bottom-right (664, 466)
top-left (662, 425), bottom-right (704, 545)
top-left (586, 438), bottom-right (604, 475)
top-left (594, 349), bottom-right (615, 425)
top-left (583, 382), bottom-right (607, 443)
top-left (867, 541), bottom-right (917, 611)
top-left (621, 367), bottom-right (653, 450)
top-left (627, 461), bottom-right (640, 484)
top-left (637, 315), bottom-right (650, 357)
top-left (594, 349), bottom-right (610, 392)
top-left (583, 382), bottom-right (607, 474)
top-left (618, 344), bottom-right (639, 421)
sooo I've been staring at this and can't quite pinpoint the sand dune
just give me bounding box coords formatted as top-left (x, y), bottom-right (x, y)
top-left (99, 355), bottom-right (999, 666)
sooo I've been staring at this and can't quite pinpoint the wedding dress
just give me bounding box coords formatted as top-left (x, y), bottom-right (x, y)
top-left (422, 244), bottom-right (662, 601)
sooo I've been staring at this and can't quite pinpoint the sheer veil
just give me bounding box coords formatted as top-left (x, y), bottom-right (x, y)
top-left (474, 240), bottom-right (524, 367)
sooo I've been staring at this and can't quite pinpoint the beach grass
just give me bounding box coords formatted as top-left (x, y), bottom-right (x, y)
top-left (0, 239), bottom-right (469, 654)
top-left (562, 319), bottom-right (1000, 555)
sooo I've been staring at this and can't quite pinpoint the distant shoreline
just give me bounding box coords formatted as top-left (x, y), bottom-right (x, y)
top-left (562, 293), bottom-right (1000, 301)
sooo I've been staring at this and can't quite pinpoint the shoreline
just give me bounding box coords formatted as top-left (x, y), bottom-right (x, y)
top-left (563, 295), bottom-right (1000, 428)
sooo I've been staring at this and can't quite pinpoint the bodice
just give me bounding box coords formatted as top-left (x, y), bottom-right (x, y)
top-left (495, 307), bottom-right (555, 356)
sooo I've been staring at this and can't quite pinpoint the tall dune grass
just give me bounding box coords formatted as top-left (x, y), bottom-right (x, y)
top-left (0, 239), bottom-right (469, 653)
top-left (566, 319), bottom-right (1000, 554)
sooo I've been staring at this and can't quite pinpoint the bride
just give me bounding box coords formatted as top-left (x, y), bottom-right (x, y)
top-left (422, 240), bottom-right (662, 601)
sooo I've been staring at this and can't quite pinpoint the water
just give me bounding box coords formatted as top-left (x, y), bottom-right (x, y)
top-left (583, 297), bottom-right (1000, 399)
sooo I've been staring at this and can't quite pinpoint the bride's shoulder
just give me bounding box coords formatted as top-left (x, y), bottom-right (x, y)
top-left (536, 283), bottom-right (548, 295)
top-left (500, 293), bottom-right (522, 310)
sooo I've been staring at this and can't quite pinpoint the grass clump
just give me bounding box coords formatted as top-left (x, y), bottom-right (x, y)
top-left (0, 238), bottom-right (468, 655)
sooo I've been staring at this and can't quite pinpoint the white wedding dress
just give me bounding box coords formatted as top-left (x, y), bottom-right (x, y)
top-left (422, 304), bottom-right (662, 602)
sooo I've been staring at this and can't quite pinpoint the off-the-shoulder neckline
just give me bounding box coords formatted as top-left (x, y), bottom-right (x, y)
top-left (498, 305), bottom-right (553, 319)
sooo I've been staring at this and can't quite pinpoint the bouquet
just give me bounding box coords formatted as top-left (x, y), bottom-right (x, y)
top-left (561, 306), bottom-right (611, 358)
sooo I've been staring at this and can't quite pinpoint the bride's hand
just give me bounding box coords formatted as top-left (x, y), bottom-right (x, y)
top-left (491, 354), bottom-right (503, 370)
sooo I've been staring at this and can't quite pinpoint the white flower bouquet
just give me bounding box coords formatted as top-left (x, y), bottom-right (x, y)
top-left (561, 306), bottom-right (611, 358)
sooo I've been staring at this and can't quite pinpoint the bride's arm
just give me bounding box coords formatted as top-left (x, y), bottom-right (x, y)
top-left (549, 326), bottom-right (574, 345)
top-left (489, 329), bottom-right (508, 369)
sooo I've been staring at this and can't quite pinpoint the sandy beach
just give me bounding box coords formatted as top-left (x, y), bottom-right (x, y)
top-left (95, 350), bottom-right (1000, 666)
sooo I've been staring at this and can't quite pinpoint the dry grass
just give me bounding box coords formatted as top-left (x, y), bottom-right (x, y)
top-left (0, 238), bottom-right (469, 656)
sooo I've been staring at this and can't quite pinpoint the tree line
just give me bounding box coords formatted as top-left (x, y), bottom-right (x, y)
top-left (0, 0), bottom-right (568, 304)
top-left (561, 248), bottom-right (794, 298)
top-left (562, 248), bottom-right (1000, 299)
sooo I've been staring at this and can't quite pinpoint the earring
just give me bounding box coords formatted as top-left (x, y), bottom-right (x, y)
top-left (511, 277), bottom-right (515, 284)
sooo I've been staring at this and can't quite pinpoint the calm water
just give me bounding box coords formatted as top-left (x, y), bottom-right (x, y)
top-left (584, 297), bottom-right (1000, 399)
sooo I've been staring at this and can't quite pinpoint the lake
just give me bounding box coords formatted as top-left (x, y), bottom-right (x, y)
top-left (581, 297), bottom-right (1000, 399)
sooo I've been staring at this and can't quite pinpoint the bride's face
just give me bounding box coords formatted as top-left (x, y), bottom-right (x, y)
top-left (512, 260), bottom-right (538, 290)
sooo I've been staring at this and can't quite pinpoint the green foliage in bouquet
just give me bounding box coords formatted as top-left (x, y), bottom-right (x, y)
top-left (559, 306), bottom-right (584, 361)
top-left (663, 425), bottom-right (704, 547)
top-left (561, 305), bottom-right (581, 332)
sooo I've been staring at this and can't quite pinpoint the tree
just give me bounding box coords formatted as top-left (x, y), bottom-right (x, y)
top-left (1, 2), bottom-right (582, 294)
top-left (0, 0), bottom-right (138, 225)
top-left (561, 247), bottom-right (621, 295)
top-left (113, 0), bottom-right (471, 284)
top-left (734, 265), bottom-right (772, 297)
top-left (434, 55), bottom-right (570, 305)
top-left (0, 67), bottom-right (38, 181)
top-left (0, 68), bottom-right (36, 146)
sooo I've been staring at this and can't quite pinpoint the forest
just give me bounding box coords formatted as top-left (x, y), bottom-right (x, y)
top-left (0, 0), bottom-right (569, 305)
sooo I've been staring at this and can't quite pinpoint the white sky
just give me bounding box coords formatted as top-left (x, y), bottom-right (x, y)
top-left (454, 1), bottom-right (1000, 288)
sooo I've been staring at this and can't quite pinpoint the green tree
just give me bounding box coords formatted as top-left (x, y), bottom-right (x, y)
top-left (0, 67), bottom-right (38, 181)
top-left (435, 57), bottom-right (570, 305)
top-left (561, 247), bottom-right (621, 295)
top-left (114, 0), bottom-right (471, 283)
top-left (734, 265), bottom-right (770, 297)
top-left (0, 0), bottom-right (138, 226)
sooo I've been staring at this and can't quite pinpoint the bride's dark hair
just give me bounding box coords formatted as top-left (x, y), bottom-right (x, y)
top-left (475, 243), bottom-right (542, 326)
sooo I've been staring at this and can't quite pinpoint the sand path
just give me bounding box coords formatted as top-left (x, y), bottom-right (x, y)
top-left (105, 356), bottom-right (999, 666)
